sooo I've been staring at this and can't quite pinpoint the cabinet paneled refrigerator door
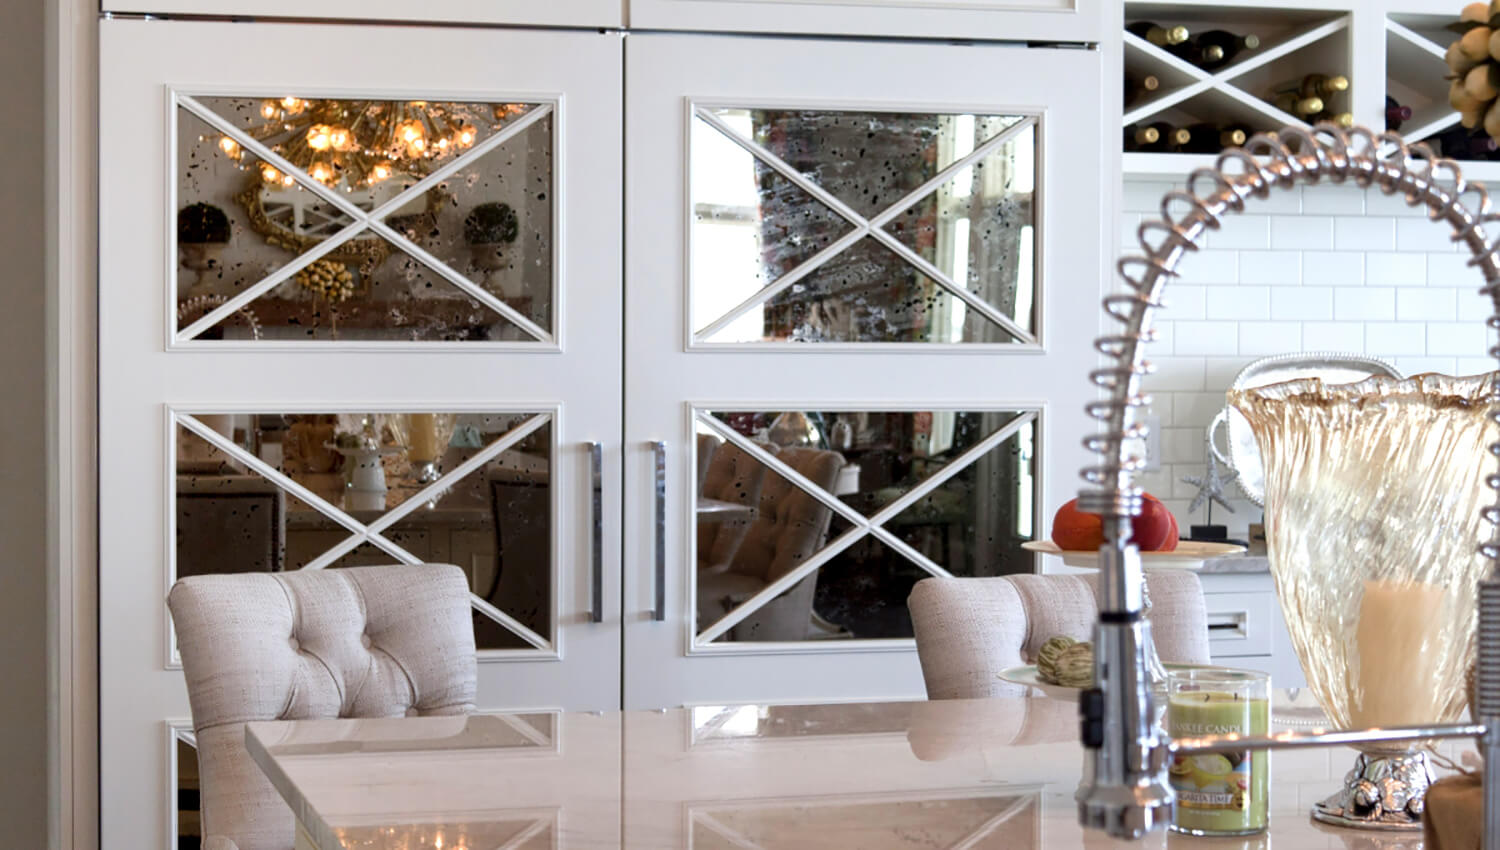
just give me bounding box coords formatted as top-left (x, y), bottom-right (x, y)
top-left (628, 0), bottom-right (1103, 42)
top-left (624, 33), bottom-right (1103, 709)
top-left (100, 21), bottom-right (621, 847)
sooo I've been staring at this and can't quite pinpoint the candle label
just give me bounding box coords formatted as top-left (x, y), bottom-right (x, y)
top-left (1169, 750), bottom-right (1251, 810)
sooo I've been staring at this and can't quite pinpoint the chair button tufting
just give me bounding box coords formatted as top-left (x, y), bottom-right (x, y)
top-left (360, 633), bottom-right (372, 649)
top-left (287, 637), bottom-right (299, 652)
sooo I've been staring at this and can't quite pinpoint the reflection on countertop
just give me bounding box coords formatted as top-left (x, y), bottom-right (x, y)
top-left (1199, 554), bottom-right (1270, 574)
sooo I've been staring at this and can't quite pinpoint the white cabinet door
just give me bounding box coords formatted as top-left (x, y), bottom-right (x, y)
top-left (100, 20), bottom-right (621, 847)
top-left (628, 0), bottom-right (1103, 42)
top-left (623, 33), bottom-right (1104, 709)
top-left (101, 0), bottom-right (621, 27)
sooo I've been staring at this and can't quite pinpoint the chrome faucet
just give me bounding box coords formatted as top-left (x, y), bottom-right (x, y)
top-left (1076, 124), bottom-right (1500, 844)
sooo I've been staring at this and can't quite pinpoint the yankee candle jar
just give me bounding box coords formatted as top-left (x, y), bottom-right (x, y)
top-left (1167, 668), bottom-right (1270, 835)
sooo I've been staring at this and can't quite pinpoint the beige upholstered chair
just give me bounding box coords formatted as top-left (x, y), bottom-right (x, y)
top-left (907, 571), bottom-right (1210, 700)
top-left (697, 439), bottom-right (771, 572)
top-left (698, 446), bottom-right (844, 641)
top-left (168, 564), bottom-right (477, 850)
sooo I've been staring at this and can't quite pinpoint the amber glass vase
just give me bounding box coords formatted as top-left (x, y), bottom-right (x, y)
top-left (1229, 373), bottom-right (1496, 829)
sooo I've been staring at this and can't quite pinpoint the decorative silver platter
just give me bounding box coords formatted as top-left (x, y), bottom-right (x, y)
top-left (1207, 352), bottom-right (1402, 506)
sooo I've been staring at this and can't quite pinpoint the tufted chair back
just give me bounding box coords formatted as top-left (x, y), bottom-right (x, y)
top-left (907, 571), bottom-right (1210, 700)
top-left (729, 446), bottom-right (843, 584)
top-left (168, 563), bottom-right (477, 850)
top-left (697, 440), bottom-right (771, 571)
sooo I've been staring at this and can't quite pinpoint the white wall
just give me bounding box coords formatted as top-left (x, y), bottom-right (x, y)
top-left (1122, 176), bottom-right (1495, 536)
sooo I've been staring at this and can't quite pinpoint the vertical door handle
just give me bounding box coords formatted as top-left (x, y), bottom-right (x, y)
top-left (652, 440), bottom-right (667, 622)
top-left (588, 441), bottom-right (603, 624)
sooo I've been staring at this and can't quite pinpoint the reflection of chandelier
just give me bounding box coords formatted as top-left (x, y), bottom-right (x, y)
top-left (216, 97), bottom-right (528, 188)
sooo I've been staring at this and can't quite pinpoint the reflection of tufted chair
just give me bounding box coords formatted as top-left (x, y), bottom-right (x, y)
top-left (698, 446), bottom-right (844, 642)
top-left (168, 564), bottom-right (476, 850)
top-left (696, 432), bottom-right (722, 495)
top-left (696, 440), bottom-right (770, 572)
top-left (907, 571), bottom-right (1210, 700)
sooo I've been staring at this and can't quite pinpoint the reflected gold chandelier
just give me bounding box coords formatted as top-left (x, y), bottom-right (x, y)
top-left (215, 97), bottom-right (529, 188)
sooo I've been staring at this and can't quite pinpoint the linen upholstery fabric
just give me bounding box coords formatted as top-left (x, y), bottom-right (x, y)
top-left (697, 446), bottom-right (845, 641)
top-left (908, 571), bottom-right (1210, 700)
top-left (697, 440), bottom-right (770, 571)
top-left (169, 564), bottom-right (477, 850)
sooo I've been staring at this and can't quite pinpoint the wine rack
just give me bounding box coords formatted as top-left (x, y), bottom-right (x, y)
top-left (1122, 1), bottom-right (1489, 178)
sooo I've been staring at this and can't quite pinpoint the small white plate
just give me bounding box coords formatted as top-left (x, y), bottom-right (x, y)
top-left (1022, 540), bottom-right (1246, 570)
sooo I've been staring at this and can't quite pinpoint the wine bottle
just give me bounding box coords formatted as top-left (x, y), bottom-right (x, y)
top-left (1194, 30), bottom-right (1260, 71)
top-left (1170, 42), bottom-right (1226, 69)
top-left (1273, 92), bottom-right (1324, 117)
top-left (1124, 123), bottom-right (1161, 152)
top-left (1124, 73), bottom-right (1161, 106)
top-left (1179, 124), bottom-right (1248, 153)
top-left (1274, 73), bottom-right (1349, 98)
top-left (1316, 111), bottom-right (1354, 129)
top-left (1385, 96), bottom-right (1413, 131)
top-left (1127, 21), bottom-right (1190, 47)
top-left (1437, 126), bottom-right (1499, 160)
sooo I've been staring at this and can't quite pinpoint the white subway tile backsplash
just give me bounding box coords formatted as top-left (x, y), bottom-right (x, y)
top-left (1237, 322), bottom-right (1302, 356)
top-left (1426, 252), bottom-right (1474, 287)
top-left (1206, 287), bottom-right (1270, 320)
top-left (1122, 180), bottom-right (1174, 213)
top-left (1334, 288), bottom-right (1396, 321)
top-left (1364, 252), bottom-right (1426, 288)
top-left (1176, 322), bottom-right (1240, 355)
top-left (1150, 357), bottom-right (1207, 391)
top-left (1395, 288), bottom-right (1457, 321)
top-left (1396, 356), bottom-right (1458, 375)
top-left (1151, 320), bottom-right (1175, 354)
top-left (1302, 251), bottom-right (1360, 286)
top-left (1458, 357), bottom-right (1495, 375)
top-left (1208, 215), bottom-right (1272, 250)
top-left (1174, 392), bottom-right (1227, 427)
top-left (1205, 357), bottom-right (1255, 388)
top-left (1119, 212), bottom-right (1142, 246)
top-left (1302, 321), bottom-right (1365, 351)
top-left (1270, 215), bottom-right (1333, 250)
top-left (1363, 322), bottom-right (1425, 355)
top-left (1333, 216), bottom-right (1395, 251)
top-left (1300, 185), bottom-right (1364, 215)
top-left (1237, 251), bottom-right (1301, 286)
top-left (1365, 187), bottom-right (1429, 217)
top-left (1161, 427), bottom-right (1207, 464)
top-left (1270, 287), bottom-right (1333, 321)
top-left (1163, 285), bottom-right (1206, 321)
top-left (1176, 249), bottom-right (1238, 286)
top-left (1426, 321), bottom-right (1486, 355)
top-left (1397, 217), bottom-right (1460, 252)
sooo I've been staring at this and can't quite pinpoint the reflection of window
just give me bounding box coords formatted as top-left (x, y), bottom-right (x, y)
top-left (689, 112), bottom-right (767, 341)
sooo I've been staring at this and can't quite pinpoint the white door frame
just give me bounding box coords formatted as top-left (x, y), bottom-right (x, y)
top-left (624, 32), bottom-right (1104, 709)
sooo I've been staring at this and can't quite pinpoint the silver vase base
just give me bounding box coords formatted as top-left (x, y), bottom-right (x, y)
top-left (1310, 751), bottom-right (1432, 831)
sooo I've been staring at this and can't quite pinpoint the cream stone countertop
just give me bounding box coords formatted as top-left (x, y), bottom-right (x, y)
top-left (247, 694), bottom-right (1462, 850)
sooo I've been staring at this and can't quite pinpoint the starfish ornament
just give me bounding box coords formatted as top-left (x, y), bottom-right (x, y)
top-left (1181, 453), bottom-right (1238, 516)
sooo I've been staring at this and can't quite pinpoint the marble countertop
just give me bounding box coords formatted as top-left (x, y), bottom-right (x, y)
top-left (246, 693), bottom-right (1468, 850)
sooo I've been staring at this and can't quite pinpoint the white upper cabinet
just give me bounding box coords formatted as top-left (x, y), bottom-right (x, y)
top-left (99, 0), bottom-right (623, 27)
top-left (628, 0), bottom-right (1105, 42)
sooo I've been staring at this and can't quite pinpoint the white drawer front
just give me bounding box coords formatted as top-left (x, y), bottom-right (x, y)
top-left (1203, 591), bottom-right (1276, 658)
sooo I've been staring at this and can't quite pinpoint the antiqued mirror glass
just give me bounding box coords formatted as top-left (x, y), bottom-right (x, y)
top-left (173, 411), bottom-right (553, 651)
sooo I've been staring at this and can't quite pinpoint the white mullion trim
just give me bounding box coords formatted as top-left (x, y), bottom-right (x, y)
top-left (495, 818), bottom-right (555, 850)
top-left (690, 224), bottom-right (869, 341)
top-left (299, 533), bottom-right (369, 572)
top-left (175, 413), bottom-right (367, 537)
top-left (363, 413), bottom-right (551, 536)
top-left (944, 797), bottom-right (1036, 850)
top-left (471, 595), bottom-right (551, 651)
top-left (695, 413), bottom-right (868, 531)
top-left (695, 525), bottom-right (867, 646)
top-left (492, 713), bottom-right (552, 747)
top-left (865, 410), bottom-right (1038, 528)
top-left (866, 115), bottom-right (1037, 229)
top-left (692, 811), bottom-right (765, 850)
top-left (174, 218), bottom-right (371, 342)
top-left (867, 526), bottom-right (952, 579)
top-left (866, 226), bottom-right (1035, 344)
top-left (694, 107), bottom-right (867, 226)
top-left (365, 104), bottom-right (554, 223)
top-left (364, 218), bottom-right (552, 342)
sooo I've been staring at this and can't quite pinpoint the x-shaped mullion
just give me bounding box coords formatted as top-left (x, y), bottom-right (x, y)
top-left (693, 410), bottom-right (1037, 643)
top-left (175, 95), bottom-right (553, 343)
top-left (177, 411), bottom-right (554, 650)
top-left (691, 108), bottom-right (1038, 344)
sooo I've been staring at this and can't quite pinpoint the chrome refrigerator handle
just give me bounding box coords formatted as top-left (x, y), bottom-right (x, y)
top-left (1079, 124), bottom-right (1500, 843)
top-left (588, 441), bottom-right (603, 624)
top-left (652, 441), bottom-right (667, 622)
